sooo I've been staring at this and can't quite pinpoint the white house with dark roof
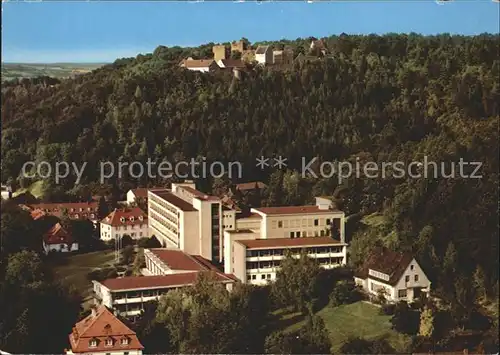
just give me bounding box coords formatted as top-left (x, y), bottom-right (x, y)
top-left (354, 247), bottom-right (431, 303)
top-left (100, 207), bottom-right (148, 241)
top-left (179, 58), bottom-right (220, 73)
top-left (255, 45), bottom-right (273, 65)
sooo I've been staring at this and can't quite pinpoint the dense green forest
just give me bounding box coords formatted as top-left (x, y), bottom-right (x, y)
top-left (1, 33), bottom-right (499, 334)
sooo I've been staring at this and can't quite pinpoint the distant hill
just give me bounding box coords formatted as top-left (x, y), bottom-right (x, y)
top-left (1, 63), bottom-right (107, 82)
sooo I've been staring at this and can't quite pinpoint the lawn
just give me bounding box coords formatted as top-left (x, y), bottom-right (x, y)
top-left (13, 180), bottom-right (44, 199)
top-left (281, 301), bottom-right (411, 353)
top-left (52, 250), bottom-right (116, 306)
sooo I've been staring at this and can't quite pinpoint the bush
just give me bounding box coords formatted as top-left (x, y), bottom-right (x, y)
top-left (120, 245), bottom-right (135, 265)
top-left (340, 337), bottom-right (395, 354)
top-left (87, 266), bottom-right (117, 281)
top-left (329, 280), bottom-right (361, 307)
top-left (391, 301), bottom-right (420, 335)
top-left (137, 236), bottom-right (162, 248)
top-left (380, 303), bottom-right (396, 315)
top-left (106, 268), bottom-right (118, 279)
top-left (87, 269), bottom-right (101, 281)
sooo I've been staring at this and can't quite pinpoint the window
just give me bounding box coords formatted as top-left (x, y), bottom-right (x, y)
top-left (89, 339), bottom-right (98, 347)
top-left (314, 219), bottom-right (319, 226)
top-left (124, 353), bottom-right (129, 355)
top-left (251, 275), bottom-right (256, 280)
top-left (414, 275), bottom-right (419, 282)
top-left (105, 338), bottom-right (113, 346)
top-left (410, 264), bottom-right (414, 270)
top-left (398, 289), bottom-right (407, 298)
top-left (261, 274), bottom-right (266, 280)
top-left (267, 274), bottom-right (271, 279)
top-left (278, 221), bottom-right (283, 228)
top-left (405, 275), bottom-right (410, 282)
top-left (290, 232), bottom-right (294, 238)
top-left (247, 276), bottom-right (251, 281)
top-left (121, 338), bottom-right (129, 345)
top-left (326, 219), bottom-right (331, 225)
top-left (296, 231), bottom-right (300, 237)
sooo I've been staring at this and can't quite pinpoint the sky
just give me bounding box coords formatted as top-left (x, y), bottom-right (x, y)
top-left (2, 0), bottom-right (499, 63)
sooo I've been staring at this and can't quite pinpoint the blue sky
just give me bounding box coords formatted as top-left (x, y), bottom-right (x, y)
top-left (2, 1), bottom-right (499, 63)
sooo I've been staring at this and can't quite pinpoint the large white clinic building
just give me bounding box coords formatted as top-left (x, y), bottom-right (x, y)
top-left (148, 182), bottom-right (224, 262)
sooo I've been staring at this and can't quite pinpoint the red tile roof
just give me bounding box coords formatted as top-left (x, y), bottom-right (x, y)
top-left (101, 207), bottom-right (147, 227)
top-left (43, 222), bottom-right (74, 245)
top-left (236, 236), bottom-right (343, 249)
top-left (69, 305), bottom-right (143, 353)
top-left (148, 249), bottom-right (210, 271)
top-left (252, 205), bottom-right (340, 216)
top-left (149, 190), bottom-right (197, 211)
top-left (28, 201), bottom-right (98, 220)
top-left (355, 247), bottom-right (414, 286)
top-left (31, 209), bottom-right (47, 220)
top-left (235, 181), bottom-right (267, 191)
top-left (99, 271), bottom-right (234, 291)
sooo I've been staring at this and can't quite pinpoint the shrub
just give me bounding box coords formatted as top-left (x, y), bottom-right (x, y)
top-left (137, 236), bottom-right (162, 248)
top-left (87, 269), bottom-right (101, 281)
top-left (380, 303), bottom-right (396, 315)
top-left (106, 268), bottom-right (118, 279)
top-left (330, 280), bottom-right (361, 307)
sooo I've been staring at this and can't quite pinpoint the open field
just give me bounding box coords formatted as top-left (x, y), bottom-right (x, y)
top-left (279, 301), bottom-right (412, 353)
top-left (52, 250), bottom-right (115, 306)
top-left (1, 62), bottom-right (106, 82)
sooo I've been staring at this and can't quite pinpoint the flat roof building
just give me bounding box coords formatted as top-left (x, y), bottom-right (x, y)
top-left (225, 236), bottom-right (347, 285)
top-left (93, 248), bottom-right (236, 318)
top-left (147, 182), bottom-right (224, 262)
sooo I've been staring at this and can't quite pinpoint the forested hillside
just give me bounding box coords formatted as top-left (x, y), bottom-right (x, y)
top-left (1, 33), bottom-right (499, 317)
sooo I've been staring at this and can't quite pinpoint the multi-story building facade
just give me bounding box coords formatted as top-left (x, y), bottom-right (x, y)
top-left (100, 207), bottom-right (148, 241)
top-left (250, 197), bottom-right (345, 241)
top-left (93, 248), bottom-right (236, 318)
top-left (66, 305), bottom-right (143, 355)
top-left (147, 183), bottom-right (223, 262)
top-left (225, 236), bottom-right (347, 285)
top-left (223, 196), bottom-right (348, 285)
